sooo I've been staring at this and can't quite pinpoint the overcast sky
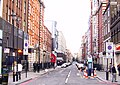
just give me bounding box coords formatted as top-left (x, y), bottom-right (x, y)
top-left (44, 0), bottom-right (91, 53)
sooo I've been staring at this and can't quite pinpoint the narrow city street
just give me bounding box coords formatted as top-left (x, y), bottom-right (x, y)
top-left (19, 63), bottom-right (110, 85)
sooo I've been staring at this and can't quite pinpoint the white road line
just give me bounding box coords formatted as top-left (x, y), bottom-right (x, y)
top-left (65, 77), bottom-right (68, 84)
top-left (65, 70), bottom-right (71, 84)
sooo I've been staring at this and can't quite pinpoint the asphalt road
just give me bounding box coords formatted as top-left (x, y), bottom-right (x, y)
top-left (20, 63), bottom-right (110, 85)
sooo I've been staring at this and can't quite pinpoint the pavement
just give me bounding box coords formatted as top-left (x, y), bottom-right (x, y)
top-left (8, 68), bottom-right (57, 85)
top-left (96, 71), bottom-right (120, 85)
top-left (6, 67), bottom-right (120, 85)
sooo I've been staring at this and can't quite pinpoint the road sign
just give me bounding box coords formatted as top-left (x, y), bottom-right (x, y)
top-left (4, 48), bottom-right (10, 53)
top-left (106, 42), bottom-right (113, 53)
top-left (24, 40), bottom-right (28, 49)
top-left (23, 48), bottom-right (28, 55)
top-left (88, 55), bottom-right (92, 62)
top-left (106, 52), bottom-right (113, 58)
top-left (23, 39), bottom-right (28, 55)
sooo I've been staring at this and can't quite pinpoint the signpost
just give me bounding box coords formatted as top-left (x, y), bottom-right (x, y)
top-left (106, 42), bottom-right (113, 58)
top-left (23, 33), bottom-right (28, 78)
top-left (88, 55), bottom-right (92, 63)
top-left (23, 39), bottom-right (28, 55)
top-left (87, 55), bottom-right (93, 77)
top-left (106, 42), bottom-right (114, 80)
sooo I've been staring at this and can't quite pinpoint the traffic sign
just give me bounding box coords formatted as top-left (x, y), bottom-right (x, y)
top-left (23, 48), bottom-right (28, 55)
top-left (24, 40), bottom-right (28, 49)
top-left (106, 42), bottom-right (113, 53)
top-left (106, 52), bottom-right (112, 58)
top-left (4, 48), bottom-right (10, 53)
top-left (23, 39), bottom-right (28, 55)
top-left (88, 55), bottom-right (92, 62)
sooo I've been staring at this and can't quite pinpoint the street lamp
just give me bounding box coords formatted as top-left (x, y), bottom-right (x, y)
top-left (10, 13), bottom-right (20, 82)
top-left (10, 14), bottom-right (16, 82)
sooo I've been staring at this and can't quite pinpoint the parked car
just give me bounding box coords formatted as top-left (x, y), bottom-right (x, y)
top-left (57, 57), bottom-right (64, 66)
top-left (61, 63), bottom-right (67, 68)
top-left (76, 63), bottom-right (85, 71)
top-left (61, 62), bottom-right (71, 68)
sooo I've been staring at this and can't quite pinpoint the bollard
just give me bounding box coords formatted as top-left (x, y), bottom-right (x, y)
top-left (106, 71), bottom-right (109, 80)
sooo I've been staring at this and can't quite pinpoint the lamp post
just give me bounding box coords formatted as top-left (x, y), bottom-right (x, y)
top-left (10, 14), bottom-right (20, 82)
top-left (11, 14), bottom-right (16, 82)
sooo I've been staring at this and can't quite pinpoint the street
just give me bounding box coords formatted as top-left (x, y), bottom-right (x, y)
top-left (19, 63), bottom-right (110, 85)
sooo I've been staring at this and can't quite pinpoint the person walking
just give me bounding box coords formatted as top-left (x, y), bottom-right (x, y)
top-left (33, 62), bottom-right (37, 72)
top-left (111, 65), bottom-right (117, 82)
top-left (37, 62), bottom-right (40, 73)
top-left (117, 64), bottom-right (120, 76)
top-left (109, 63), bottom-right (112, 73)
top-left (17, 63), bottom-right (22, 80)
top-left (12, 61), bottom-right (17, 82)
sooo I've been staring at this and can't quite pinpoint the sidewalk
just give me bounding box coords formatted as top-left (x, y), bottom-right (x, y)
top-left (96, 71), bottom-right (120, 84)
top-left (8, 68), bottom-right (56, 85)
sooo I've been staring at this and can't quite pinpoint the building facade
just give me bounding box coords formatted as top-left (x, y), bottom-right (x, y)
top-left (110, 0), bottom-right (120, 67)
top-left (0, 0), bottom-right (29, 72)
top-left (58, 31), bottom-right (66, 53)
top-left (45, 20), bottom-right (58, 65)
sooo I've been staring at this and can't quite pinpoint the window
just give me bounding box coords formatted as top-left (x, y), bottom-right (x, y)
top-left (108, 22), bottom-right (110, 32)
top-left (114, 30), bottom-right (116, 43)
top-left (20, 0), bottom-right (22, 10)
top-left (8, 8), bottom-right (11, 22)
top-left (16, 0), bottom-right (18, 7)
top-left (117, 28), bottom-right (118, 43)
top-left (108, 8), bottom-right (110, 17)
top-left (6, 5), bottom-right (8, 21)
top-left (24, 1), bottom-right (26, 13)
top-left (111, 31), bottom-right (113, 42)
top-left (18, 0), bottom-right (20, 8)
top-left (118, 30), bottom-right (120, 43)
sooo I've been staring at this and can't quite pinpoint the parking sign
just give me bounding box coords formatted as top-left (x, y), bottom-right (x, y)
top-left (106, 42), bottom-right (113, 53)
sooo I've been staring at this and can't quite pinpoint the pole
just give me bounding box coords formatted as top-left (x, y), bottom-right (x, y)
top-left (25, 55), bottom-right (28, 78)
top-left (113, 50), bottom-right (114, 65)
top-left (106, 58), bottom-right (109, 80)
top-left (12, 19), bottom-right (15, 82)
top-left (16, 26), bottom-right (19, 81)
top-left (38, 0), bottom-right (41, 72)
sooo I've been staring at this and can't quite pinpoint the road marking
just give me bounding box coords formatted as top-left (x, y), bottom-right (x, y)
top-left (65, 70), bottom-right (71, 84)
top-left (59, 68), bottom-right (66, 73)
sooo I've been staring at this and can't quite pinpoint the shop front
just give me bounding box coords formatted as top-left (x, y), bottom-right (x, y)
top-left (115, 44), bottom-right (120, 66)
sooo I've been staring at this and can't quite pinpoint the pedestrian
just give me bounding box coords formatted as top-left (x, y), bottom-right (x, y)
top-left (33, 61), bottom-right (37, 72)
top-left (117, 64), bottom-right (120, 76)
top-left (17, 63), bottom-right (22, 80)
top-left (37, 62), bottom-right (40, 72)
top-left (111, 65), bottom-right (117, 82)
top-left (109, 63), bottom-right (112, 73)
top-left (12, 61), bottom-right (17, 81)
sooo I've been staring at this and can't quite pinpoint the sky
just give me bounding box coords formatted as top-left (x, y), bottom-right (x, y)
top-left (44, 0), bottom-right (91, 53)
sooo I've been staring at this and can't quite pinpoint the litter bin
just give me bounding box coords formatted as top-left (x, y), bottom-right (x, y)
top-left (2, 65), bottom-right (9, 85)
top-left (0, 74), bottom-right (2, 84)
